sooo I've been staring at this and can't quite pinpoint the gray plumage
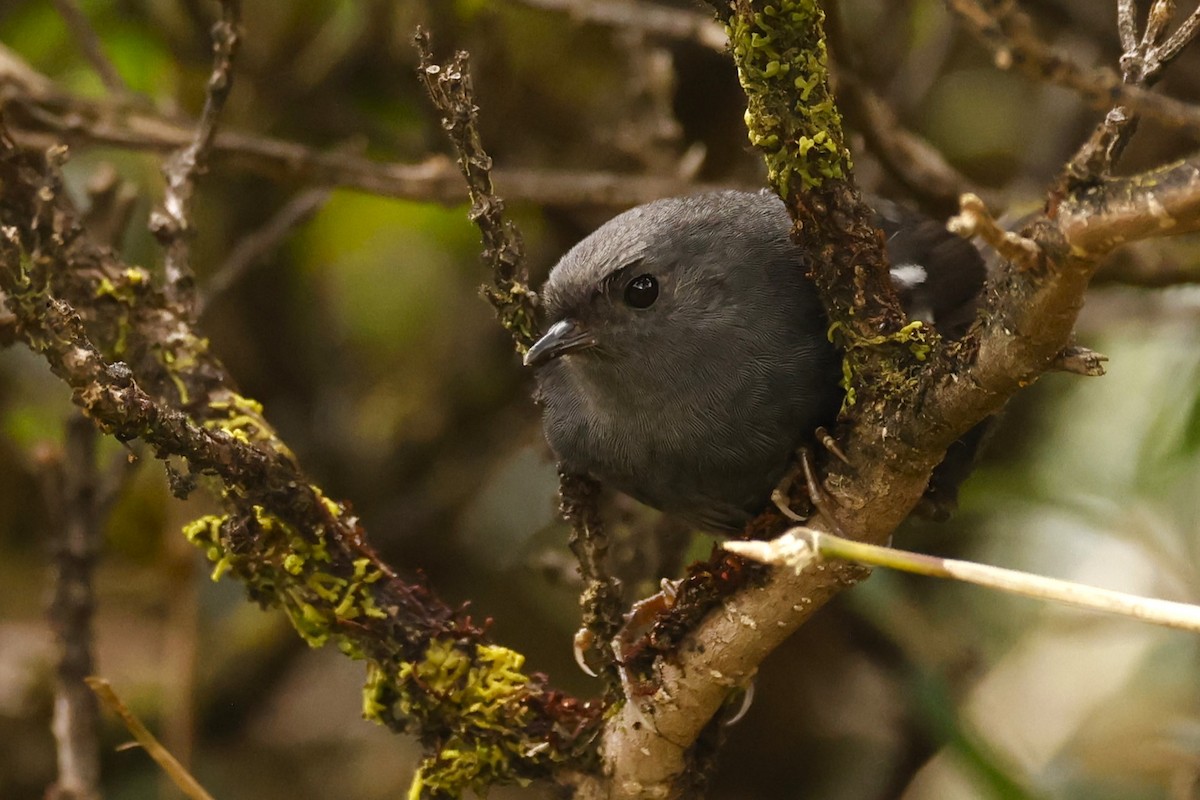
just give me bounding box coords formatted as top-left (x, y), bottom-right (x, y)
top-left (528, 189), bottom-right (983, 531)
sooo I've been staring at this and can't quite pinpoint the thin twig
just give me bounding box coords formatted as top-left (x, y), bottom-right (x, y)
top-left (415, 28), bottom-right (539, 350)
top-left (1, 44), bottom-right (738, 208)
top-left (51, 0), bottom-right (131, 98)
top-left (947, 0), bottom-right (1200, 141)
top-left (416, 29), bottom-right (624, 692)
top-left (40, 417), bottom-right (103, 800)
top-left (725, 528), bottom-right (1200, 634)
top-left (948, 192), bottom-right (1042, 270)
top-left (149, 0), bottom-right (242, 317)
top-left (198, 187), bottom-right (330, 316)
top-left (509, 0), bottom-right (727, 51)
top-left (1118, 0), bottom-right (1141, 53)
top-left (559, 472), bottom-right (624, 692)
top-left (1066, 1), bottom-right (1200, 179)
top-left (1158, 6), bottom-right (1200, 64)
top-left (86, 678), bottom-right (218, 800)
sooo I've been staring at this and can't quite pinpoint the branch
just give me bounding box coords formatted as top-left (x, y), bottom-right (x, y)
top-left (0, 44), bottom-right (737, 208)
top-left (0, 125), bottom-right (599, 799)
top-left (414, 32), bottom-right (539, 351)
top-left (87, 678), bottom-right (217, 800)
top-left (584, 3), bottom-right (1200, 797)
top-left (415, 35), bottom-right (627, 704)
top-left (726, 528), bottom-right (1200, 633)
top-left (40, 417), bottom-right (103, 800)
top-left (510, 0), bottom-right (727, 51)
top-left (947, 0), bottom-right (1200, 141)
top-left (1068, 1), bottom-right (1200, 179)
top-left (149, 0), bottom-right (241, 316)
top-left (197, 186), bottom-right (330, 315)
top-left (51, 0), bottom-right (131, 98)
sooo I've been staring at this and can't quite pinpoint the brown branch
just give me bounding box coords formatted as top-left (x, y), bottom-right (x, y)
top-left (947, 0), bottom-right (1200, 141)
top-left (0, 124), bottom-right (600, 798)
top-left (0, 43), bottom-right (738, 209)
top-left (39, 416), bottom-right (103, 800)
top-left (836, 72), bottom-right (982, 215)
top-left (825, 0), bottom-right (981, 214)
top-left (51, 0), bottom-right (131, 98)
top-left (415, 32), bottom-right (539, 351)
top-left (1067, 1), bottom-right (1200, 180)
top-left (578, 4), bottom-right (1200, 797)
top-left (509, 0), bottom-right (727, 51)
top-left (198, 186), bottom-right (330, 315)
top-left (149, 0), bottom-right (241, 317)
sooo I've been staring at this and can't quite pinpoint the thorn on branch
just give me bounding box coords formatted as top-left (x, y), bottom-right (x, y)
top-left (1051, 344), bottom-right (1108, 377)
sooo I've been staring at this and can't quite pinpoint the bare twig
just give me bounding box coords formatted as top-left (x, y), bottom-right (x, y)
top-left (0, 43), bottom-right (738, 208)
top-left (510, 0), bottom-right (727, 51)
top-left (948, 192), bottom-right (1042, 270)
top-left (726, 528), bottom-right (1200, 633)
top-left (198, 187), bottom-right (330, 315)
top-left (1067, 1), bottom-right (1200, 179)
top-left (87, 678), bottom-right (217, 800)
top-left (559, 472), bottom-right (624, 691)
top-left (825, 0), bottom-right (980, 214)
top-left (1051, 344), bottom-right (1109, 376)
top-left (40, 417), bottom-right (104, 800)
top-left (51, 0), bottom-right (131, 98)
top-left (947, 0), bottom-right (1200, 141)
top-left (149, 0), bottom-right (241, 317)
top-left (415, 31), bottom-right (539, 351)
top-left (837, 73), bottom-right (981, 214)
top-left (1118, 0), bottom-right (1140, 53)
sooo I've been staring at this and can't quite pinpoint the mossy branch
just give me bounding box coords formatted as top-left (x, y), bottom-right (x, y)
top-left (0, 124), bottom-right (599, 800)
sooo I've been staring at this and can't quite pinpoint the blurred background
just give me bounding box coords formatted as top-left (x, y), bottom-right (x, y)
top-left (1, 0), bottom-right (1199, 798)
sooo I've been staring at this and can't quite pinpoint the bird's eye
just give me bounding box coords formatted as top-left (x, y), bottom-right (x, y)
top-left (624, 274), bottom-right (659, 309)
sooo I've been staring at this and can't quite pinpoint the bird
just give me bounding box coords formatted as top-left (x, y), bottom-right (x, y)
top-left (524, 189), bottom-right (985, 532)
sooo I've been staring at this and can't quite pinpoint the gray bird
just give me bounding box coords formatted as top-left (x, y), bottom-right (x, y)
top-left (525, 190), bottom-right (984, 531)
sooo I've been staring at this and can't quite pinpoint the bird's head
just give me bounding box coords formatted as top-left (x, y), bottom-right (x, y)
top-left (525, 191), bottom-right (807, 378)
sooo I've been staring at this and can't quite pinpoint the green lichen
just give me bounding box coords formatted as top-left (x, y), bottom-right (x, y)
top-left (375, 640), bottom-right (538, 800)
top-left (830, 320), bottom-right (935, 407)
top-left (725, 0), bottom-right (851, 195)
top-left (181, 481), bottom-right (549, 798)
top-left (484, 283), bottom-right (538, 352)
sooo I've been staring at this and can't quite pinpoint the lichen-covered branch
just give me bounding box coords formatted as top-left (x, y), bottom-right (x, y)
top-left (414, 31), bottom-right (539, 352)
top-left (0, 124), bottom-right (600, 799)
top-left (581, 3), bottom-right (1200, 798)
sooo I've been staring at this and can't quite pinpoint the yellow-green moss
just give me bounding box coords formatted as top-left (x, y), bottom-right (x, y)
top-left (381, 640), bottom-right (538, 799)
top-left (725, 0), bottom-right (851, 195)
top-left (830, 320), bottom-right (935, 407)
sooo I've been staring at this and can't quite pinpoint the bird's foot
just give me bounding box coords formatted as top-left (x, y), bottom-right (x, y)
top-left (771, 446), bottom-right (846, 537)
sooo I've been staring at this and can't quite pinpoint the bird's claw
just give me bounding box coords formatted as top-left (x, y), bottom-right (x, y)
top-left (815, 426), bottom-right (850, 465)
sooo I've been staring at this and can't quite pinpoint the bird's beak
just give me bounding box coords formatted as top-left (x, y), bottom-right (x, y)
top-left (523, 318), bottom-right (596, 367)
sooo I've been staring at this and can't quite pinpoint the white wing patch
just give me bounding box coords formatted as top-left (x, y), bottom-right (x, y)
top-left (891, 263), bottom-right (927, 289)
